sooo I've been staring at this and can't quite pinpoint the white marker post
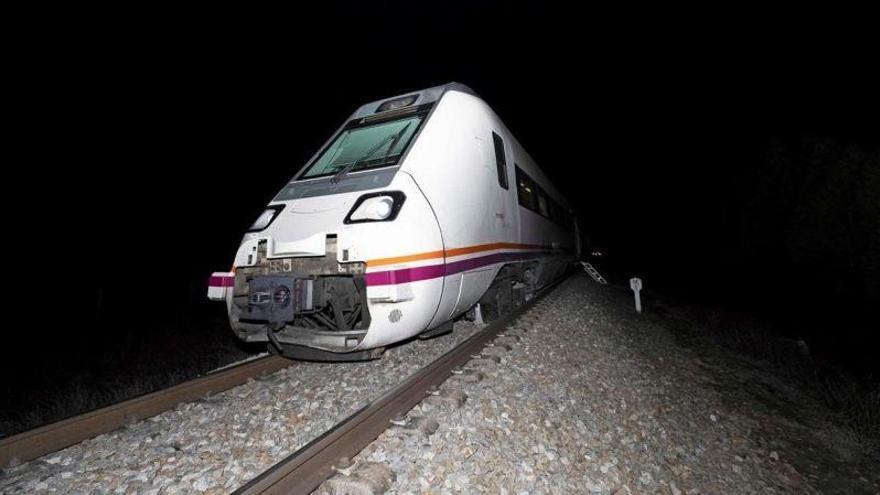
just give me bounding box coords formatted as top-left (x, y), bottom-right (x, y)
top-left (629, 277), bottom-right (643, 313)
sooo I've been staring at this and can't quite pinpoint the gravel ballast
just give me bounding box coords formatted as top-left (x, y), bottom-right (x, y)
top-left (342, 274), bottom-right (880, 494)
top-left (4, 273), bottom-right (878, 494)
top-left (0, 321), bottom-right (484, 494)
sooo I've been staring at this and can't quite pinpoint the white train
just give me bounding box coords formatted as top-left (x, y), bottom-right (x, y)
top-left (208, 83), bottom-right (580, 360)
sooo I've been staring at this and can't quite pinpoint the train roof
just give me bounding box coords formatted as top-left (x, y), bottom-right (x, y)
top-left (350, 82), bottom-right (476, 119)
top-left (348, 83), bottom-right (570, 211)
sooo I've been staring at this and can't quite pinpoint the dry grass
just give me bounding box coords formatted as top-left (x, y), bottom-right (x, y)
top-left (656, 300), bottom-right (880, 460)
top-left (0, 316), bottom-right (260, 439)
top-left (813, 371), bottom-right (880, 455)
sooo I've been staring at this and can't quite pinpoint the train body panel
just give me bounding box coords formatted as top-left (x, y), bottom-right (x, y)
top-left (401, 90), bottom-right (574, 325)
top-left (209, 83), bottom-right (578, 360)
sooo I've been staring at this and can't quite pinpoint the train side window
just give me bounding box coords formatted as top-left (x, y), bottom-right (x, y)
top-left (550, 201), bottom-right (561, 224)
top-left (491, 132), bottom-right (509, 190)
top-left (516, 166), bottom-right (536, 210)
top-left (537, 188), bottom-right (550, 218)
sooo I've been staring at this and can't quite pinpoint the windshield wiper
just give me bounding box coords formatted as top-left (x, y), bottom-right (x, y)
top-left (330, 122), bottom-right (412, 184)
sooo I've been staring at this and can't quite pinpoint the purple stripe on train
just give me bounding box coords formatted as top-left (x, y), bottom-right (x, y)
top-left (365, 250), bottom-right (555, 286)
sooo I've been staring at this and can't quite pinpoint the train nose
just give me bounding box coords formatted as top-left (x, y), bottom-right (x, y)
top-left (218, 173), bottom-right (446, 358)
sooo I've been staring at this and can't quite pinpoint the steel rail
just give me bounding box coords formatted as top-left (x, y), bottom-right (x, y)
top-left (235, 275), bottom-right (568, 494)
top-left (0, 355), bottom-right (290, 468)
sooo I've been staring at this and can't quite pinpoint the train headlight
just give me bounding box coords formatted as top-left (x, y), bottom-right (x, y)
top-left (351, 196), bottom-right (393, 221)
top-left (247, 205), bottom-right (285, 232)
top-left (344, 191), bottom-right (406, 224)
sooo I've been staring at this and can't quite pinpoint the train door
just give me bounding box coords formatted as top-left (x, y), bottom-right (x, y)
top-left (492, 131), bottom-right (516, 240)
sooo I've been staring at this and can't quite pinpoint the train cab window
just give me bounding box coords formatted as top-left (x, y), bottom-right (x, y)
top-left (300, 113), bottom-right (425, 179)
top-left (491, 132), bottom-right (509, 190)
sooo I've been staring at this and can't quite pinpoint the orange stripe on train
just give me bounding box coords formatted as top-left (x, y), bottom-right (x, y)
top-left (366, 242), bottom-right (545, 268)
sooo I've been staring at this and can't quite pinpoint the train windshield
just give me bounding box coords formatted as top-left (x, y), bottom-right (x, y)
top-left (299, 114), bottom-right (424, 180)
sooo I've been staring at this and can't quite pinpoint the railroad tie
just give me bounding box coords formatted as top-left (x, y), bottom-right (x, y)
top-left (317, 462), bottom-right (395, 495)
top-left (494, 335), bottom-right (521, 347)
top-left (449, 368), bottom-right (485, 383)
top-left (467, 354), bottom-right (501, 370)
top-left (424, 388), bottom-right (467, 410)
top-left (387, 416), bottom-right (439, 438)
top-left (482, 343), bottom-right (512, 357)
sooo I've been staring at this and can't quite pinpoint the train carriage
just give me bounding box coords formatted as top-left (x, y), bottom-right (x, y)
top-left (208, 82), bottom-right (580, 360)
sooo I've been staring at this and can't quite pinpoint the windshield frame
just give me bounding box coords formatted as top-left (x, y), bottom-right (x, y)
top-left (294, 104), bottom-right (433, 182)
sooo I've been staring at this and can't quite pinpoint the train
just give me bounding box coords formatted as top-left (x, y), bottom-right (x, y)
top-left (208, 82), bottom-right (580, 361)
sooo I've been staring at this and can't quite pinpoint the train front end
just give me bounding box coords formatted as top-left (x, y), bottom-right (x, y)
top-left (207, 86), bottom-right (459, 361)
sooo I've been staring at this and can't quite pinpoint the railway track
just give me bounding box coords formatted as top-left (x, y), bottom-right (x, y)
top-left (0, 355), bottom-right (290, 468)
top-left (1, 275), bottom-right (568, 493)
top-left (235, 275), bottom-right (567, 494)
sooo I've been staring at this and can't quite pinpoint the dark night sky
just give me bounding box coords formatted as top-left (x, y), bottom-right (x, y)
top-left (7, 4), bottom-right (879, 374)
